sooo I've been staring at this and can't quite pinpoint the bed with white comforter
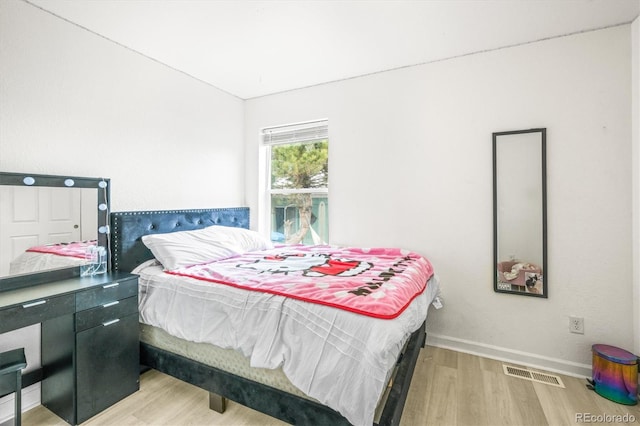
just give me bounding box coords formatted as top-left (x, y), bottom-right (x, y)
top-left (134, 258), bottom-right (439, 426)
top-left (110, 208), bottom-right (441, 426)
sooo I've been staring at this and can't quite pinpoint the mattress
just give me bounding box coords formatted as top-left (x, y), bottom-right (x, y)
top-left (140, 322), bottom-right (312, 400)
top-left (134, 260), bottom-right (440, 426)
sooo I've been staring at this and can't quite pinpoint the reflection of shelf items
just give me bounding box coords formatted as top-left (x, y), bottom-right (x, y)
top-left (493, 128), bottom-right (547, 298)
top-left (497, 261), bottom-right (543, 293)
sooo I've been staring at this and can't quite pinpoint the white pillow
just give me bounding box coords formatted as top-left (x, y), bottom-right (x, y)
top-left (141, 225), bottom-right (273, 270)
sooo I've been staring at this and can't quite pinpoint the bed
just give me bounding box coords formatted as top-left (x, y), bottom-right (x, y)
top-left (9, 240), bottom-right (96, 275)
top-left (110, 208), bottom-right (440, 426)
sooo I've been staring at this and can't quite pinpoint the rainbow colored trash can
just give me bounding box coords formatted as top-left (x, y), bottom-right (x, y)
top-left (591, 344), bottom-right (638, 405)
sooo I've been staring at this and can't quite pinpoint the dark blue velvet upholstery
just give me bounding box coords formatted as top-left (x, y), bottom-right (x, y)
top-left (110, 208), bottom-right (249, 273)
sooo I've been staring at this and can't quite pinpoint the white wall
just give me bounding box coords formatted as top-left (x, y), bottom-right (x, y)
top-left (0, 0), bottom-right (635, 417)
top-left (632, 16), bottom-right (640, 356)
top-left (245, 25), bottom-right (633, 376)
top-left (0, 1), bottom-right (245, 420)
top-left (0, 0), bottom-right (245, 211)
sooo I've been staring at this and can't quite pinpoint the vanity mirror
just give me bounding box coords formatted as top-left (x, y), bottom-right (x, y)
top-left (0, 172), bottom-right (110, 290)
top-left (493, 128), bottom-right (547, 298)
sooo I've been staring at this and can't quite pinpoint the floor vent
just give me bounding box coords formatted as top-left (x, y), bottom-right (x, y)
top-left (502, 365), bottom-right (565, 388)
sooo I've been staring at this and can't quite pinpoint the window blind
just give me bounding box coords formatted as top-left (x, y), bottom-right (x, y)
top-left (262, 120), bottom-right (328, 146)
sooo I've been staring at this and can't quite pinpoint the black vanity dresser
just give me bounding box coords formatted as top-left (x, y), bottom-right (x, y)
top-left (0, 172), bottom-right (139, 425)
top-left (0, 272), bottom-right (139, 424)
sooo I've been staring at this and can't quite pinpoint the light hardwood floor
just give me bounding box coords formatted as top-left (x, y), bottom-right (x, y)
top-left (22, 346), bottom-right (640, 426)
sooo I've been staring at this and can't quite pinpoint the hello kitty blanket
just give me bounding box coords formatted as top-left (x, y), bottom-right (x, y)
top-left (166, 245), bottom-right (434, 319)
top-left (26, 240), bottom-right (96, 259)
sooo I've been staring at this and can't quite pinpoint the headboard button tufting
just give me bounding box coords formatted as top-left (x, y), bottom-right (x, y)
top-left (110, 207), bottom-right (249, 272)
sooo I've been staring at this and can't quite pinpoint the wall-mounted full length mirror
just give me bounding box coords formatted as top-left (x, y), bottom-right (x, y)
top-left (493, 128), bottom-right (547, 298)
top-left (0, 172), bottom-right (110, 290)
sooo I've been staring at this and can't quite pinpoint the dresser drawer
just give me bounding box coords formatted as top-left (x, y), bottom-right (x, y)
top-left (75, 296), bottom-right (138, 332)
top-left (0, 294), bottom-right (75, 334)
top-left (76, 277), bottom-right (138, 311)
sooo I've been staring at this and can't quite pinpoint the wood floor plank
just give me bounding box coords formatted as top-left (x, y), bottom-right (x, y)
top-left (456, 351), bottom-right (492, 426)
top-left (399, 344), bottom-right (436, 426)
top-left (427, 345), bottom-right (458, 370)
top-left (477, 354), bottom-right (504, 374)
top-left (534, 375), bottom-right (583, 425)
top-left (402, 345), bottom-right (461, 426)
top-left (422, 364), bottom-right (458, 426)
top-left (481, 369), bottom-right (528, 426)
top-left (502, 371), bottom-right (548, 426)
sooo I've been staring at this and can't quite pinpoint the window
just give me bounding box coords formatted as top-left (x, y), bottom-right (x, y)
top-left (262, 120), bottom-right (328, 245)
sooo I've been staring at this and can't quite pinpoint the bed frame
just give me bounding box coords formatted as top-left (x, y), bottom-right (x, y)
top-left (110, 208), bottom-right (425, 426)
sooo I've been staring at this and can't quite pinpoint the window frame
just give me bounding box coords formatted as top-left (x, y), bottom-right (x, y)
top-left (261, 119), bottom-right (329, 244)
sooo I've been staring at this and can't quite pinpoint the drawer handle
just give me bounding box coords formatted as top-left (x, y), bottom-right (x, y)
top-left (103, 283), bottom-right (119, 289)
top-left (23, 300), bottom-right (46, 308)
top-left (103, 301), bottom-right (119, 308)
top-left (102, 319), bottom-right (120, 327)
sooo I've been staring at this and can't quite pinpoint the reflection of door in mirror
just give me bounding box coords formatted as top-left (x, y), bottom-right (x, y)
top-left (0, 186), bottom-right (97, 277)
top-left (493, 128), bottom-right (547, 297)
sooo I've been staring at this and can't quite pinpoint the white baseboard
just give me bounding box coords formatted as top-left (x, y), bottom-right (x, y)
top-left (426, 333), bottom-right (593, 379)
top-left (0, 383), bottom-right (41, 425)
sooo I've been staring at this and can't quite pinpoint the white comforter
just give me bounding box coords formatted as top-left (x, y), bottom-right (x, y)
top-left (9, 251), bottom-right (87, 275)
top-left (134, 260), bottom-right (440, 426)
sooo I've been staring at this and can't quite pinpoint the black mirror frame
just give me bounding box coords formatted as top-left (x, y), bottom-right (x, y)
top-left (0, 172), bottom-right (110, 292)
top-left (492, 128), bottom-right (547, 298)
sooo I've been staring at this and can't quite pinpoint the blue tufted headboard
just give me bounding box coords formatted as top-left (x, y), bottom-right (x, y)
top-left (110, 208), bottom-right (250, 272)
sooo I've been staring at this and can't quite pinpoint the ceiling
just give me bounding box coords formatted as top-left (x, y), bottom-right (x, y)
top-left (27, 0), bottom-right (640, 100)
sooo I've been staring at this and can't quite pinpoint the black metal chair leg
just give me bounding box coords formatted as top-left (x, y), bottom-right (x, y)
top-left (15, 371), bottom-right (22, 426)
top-left (0, 348), bottom-right (27, 426)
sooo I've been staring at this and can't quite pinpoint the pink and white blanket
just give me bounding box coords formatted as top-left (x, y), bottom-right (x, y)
top-left (166, 245), bottom-right (434, 319)
top-left (27, 240), bottom-right (96, 259)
